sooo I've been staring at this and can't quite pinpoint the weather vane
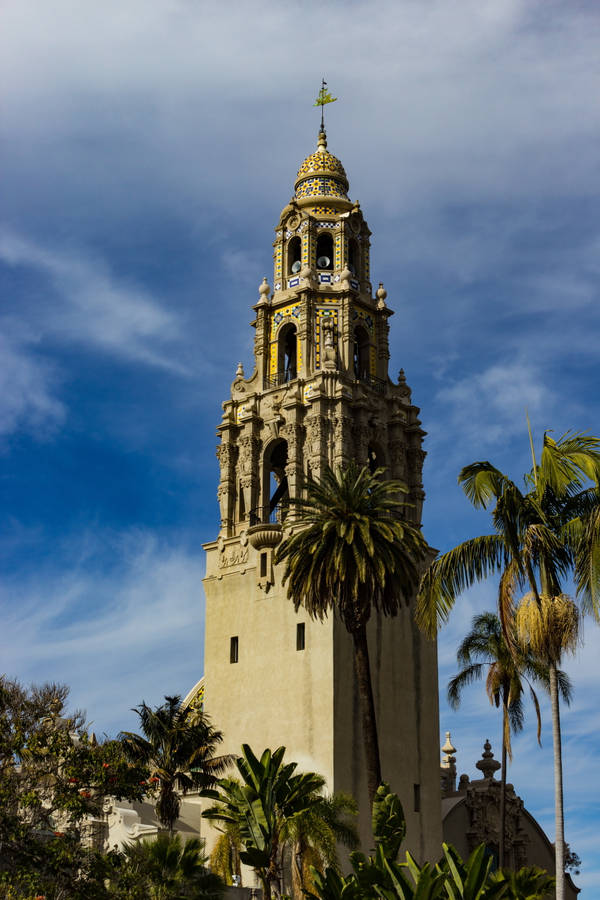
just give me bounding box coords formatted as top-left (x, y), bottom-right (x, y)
top-left (314, 78), bottom-right (337, 131)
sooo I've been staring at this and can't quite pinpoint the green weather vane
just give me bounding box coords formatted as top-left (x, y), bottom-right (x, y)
top-left (314, 79), bottom-right (337, 131)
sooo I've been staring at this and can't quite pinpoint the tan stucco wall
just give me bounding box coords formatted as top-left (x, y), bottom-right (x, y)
top-left (202, 537), bottom-right (441, 861)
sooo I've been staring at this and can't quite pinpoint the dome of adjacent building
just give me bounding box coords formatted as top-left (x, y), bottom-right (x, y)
top-left (294, 131), bottom-right (349, 200)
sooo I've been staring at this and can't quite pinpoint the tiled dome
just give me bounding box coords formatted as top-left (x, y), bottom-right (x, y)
top-left (294, 132), bottom-right (349, 200)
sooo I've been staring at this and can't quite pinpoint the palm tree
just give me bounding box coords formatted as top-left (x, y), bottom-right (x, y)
top-left (417, 428), bottom-right (600, 899)
top-left (203, 745), bottom-right (333, 900)
top-left (120, 695), bottom-right (232, 834)
top-left (274, 461), bottom-right (428, 804)
top-left (447, 611), bottom-right (572, 867)
top-left (112, 833), bottom-right (224, 900)
top-left (282, 792), bottom-right (358, 900)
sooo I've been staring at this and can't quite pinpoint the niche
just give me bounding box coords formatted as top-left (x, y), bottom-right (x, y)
top-left (277, 322), bottom-right (297, 382)
top-left (352, 325), bottom-right (370, 379)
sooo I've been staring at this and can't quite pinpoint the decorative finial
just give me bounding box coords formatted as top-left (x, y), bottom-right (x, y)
top-left (398, 368), bottom-right (406, 385)
top-left (314, 78), bottom-right (337, 133)
top-left (259, 277), bottom-right (270, 299)
top-left (441, 731), bottom-right (456, 760)
top-left (236, 362), bottom-right (244, 378)
top-left (476, 739), bottom-right (501, 780)
top-left (376, 282), bottom-right (387, 308)
top-left (441, 731), bottom-right (457, 794)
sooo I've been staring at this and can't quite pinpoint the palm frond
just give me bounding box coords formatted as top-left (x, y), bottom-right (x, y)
top-left (416, 535), bottom-right (504, 635)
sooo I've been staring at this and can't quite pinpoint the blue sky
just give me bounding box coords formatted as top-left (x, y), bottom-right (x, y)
top-left (1, 0), bottom-right (599, 891)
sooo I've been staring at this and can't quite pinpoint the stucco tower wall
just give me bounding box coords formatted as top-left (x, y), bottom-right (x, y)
top-left (333, 609), bottom-right (441, 859)
top-left (202, 546), bottom-right (335, 787)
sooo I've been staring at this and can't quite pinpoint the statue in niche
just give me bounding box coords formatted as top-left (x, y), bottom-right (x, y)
top-left (321, 318), bottom-right (337, 370)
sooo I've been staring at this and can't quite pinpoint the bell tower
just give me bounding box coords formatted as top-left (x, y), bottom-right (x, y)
top-left (202, 128), bottom-right (441, 858)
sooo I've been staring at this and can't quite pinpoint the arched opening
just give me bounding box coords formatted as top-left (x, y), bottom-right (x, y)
top-left (316, 233), bottom-right (333, 270)
top-left (348, 239), bottom-right (360, 277)
top-left (262, 439), bottom-right (289, 523)
top-left (277, 323), bottom-right (297, 383)
top-left (353, 325), bottom-right (370, 380)
top-left (367, 443), bottom-right (385, 475)
top-left (288, 236), bottom-right (301, 275)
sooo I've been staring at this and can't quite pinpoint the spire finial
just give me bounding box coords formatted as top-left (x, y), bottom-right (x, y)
top-left (314, 79), bottom-right (337, 133)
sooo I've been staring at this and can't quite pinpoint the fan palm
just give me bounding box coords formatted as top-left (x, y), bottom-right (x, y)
top-left (120, 695), bottom-right (232, 834)
top-left (274, 461), bottom-right (428, 804)
top-left (113, 833), bottom-right (224, 900)
top-left (447, 611), bottom-right (572, 867)
top-left (203, 745), bottom-right (327, 900)
top-left (417, 428), bottom-right (600, 899)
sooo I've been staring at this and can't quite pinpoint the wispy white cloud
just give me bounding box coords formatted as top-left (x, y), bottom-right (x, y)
top-left (433, 361), bottom-right (550, 451)
top-left (0, 231), bottom-right (187, 374)
top-left (0, 529), bottom-right (205, 736)
top-left (0, 326), bottom-right (65, 441)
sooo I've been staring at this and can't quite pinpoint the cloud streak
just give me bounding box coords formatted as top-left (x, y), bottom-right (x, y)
top-left (0, 529), bottom-right (206, 736)
top-left (0, 231), bottom-right (187, 374)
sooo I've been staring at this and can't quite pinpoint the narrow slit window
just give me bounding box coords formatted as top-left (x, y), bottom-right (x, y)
top-left (413, 783), bottom-right (420, 813)
top-left (230, 636), bottom-right (239, 664)
top-left (296, 622), bottom-right (306, 651)
top-left (260, 552), bottom-right (268, 578)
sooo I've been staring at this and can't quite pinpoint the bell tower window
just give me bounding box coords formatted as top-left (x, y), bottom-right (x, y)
top-left (288, 236), bottom-right (302, 275)
top-left (277, 323), bottom-right (297, 383)
top-left (316, 233), bottom-right (333, 270)
top-left (353, 325), bottom-right (370, 380)
top-left (260, 439), bottom-right (289, 524)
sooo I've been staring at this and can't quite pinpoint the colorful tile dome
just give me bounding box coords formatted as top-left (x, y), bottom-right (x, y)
top-left (294, 131), bottom-right (349, 200)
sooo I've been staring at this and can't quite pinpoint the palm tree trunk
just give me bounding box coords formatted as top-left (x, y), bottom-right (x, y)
top-left (352, 623), bottom-right (382, 805)
top-left (499, 705), bottom-right (507, 869)
top-left (549, 662), bottom-right (565, 900)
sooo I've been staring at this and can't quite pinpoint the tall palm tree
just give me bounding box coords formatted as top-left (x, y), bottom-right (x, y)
top-left (203, 745), bottom-right (333, 900)
top-left (447, 611), bottom-right (572, 866)
top-left (120, 695), bottom-right (232, 834)
top-left (417, 429), bottom-right (600, 899)
top-left (274, 461), bottom-right (428, 804)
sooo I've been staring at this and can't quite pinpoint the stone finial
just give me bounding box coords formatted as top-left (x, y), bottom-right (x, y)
top-left (441, 731), bottom-right (457, 794)
top-left (476, 739), bottom-right (501, 780)
top-left (376, 282), bottom-right (388, 308)
top-left (236, 362), bottom-right (244, 378)
top-left (340, 266), bottom-right (353, 289)
top-left (458, 773), bottom-right (470, 791)
top-left (398, 368), bottom-right (406, 385)
top-left (441, 731), bottom-right (456, 764)
top-left (317, 130), bottom-right (328, 153)
top-left (259, 277), bottom-right (270, 300)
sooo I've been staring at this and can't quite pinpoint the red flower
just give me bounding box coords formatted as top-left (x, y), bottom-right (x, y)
top-left (67, 777), bottom-right (78, 783)
top-left (149, 776), bottom-right (159, 783)
top-left (139, 780), bottom-right (147, 786)
top-left (53, 831), bottom-right (65, 837)
top-left (102, 762), bottom-right (110, 768)
top-left (80, 790), bottom-right (91, 798)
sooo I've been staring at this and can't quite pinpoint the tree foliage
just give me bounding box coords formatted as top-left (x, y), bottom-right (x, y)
top-left (0, 677), bottom-right (146, 899)
top-left (275, 462), bottom-right (428, 802)
top-left (120, 695), bottom-right (232, 833)
top-left (203, 745), bottom-right (356, 900)
top-left (416, 428), bottom-right (600, 900)
top-left (306, 783), bottom-right (554, 900)
top-left (105, 834), bottom-right (224, 900)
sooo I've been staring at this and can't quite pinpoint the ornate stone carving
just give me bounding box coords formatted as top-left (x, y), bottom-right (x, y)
top-left (219, 543), bottom-right (250, 569)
